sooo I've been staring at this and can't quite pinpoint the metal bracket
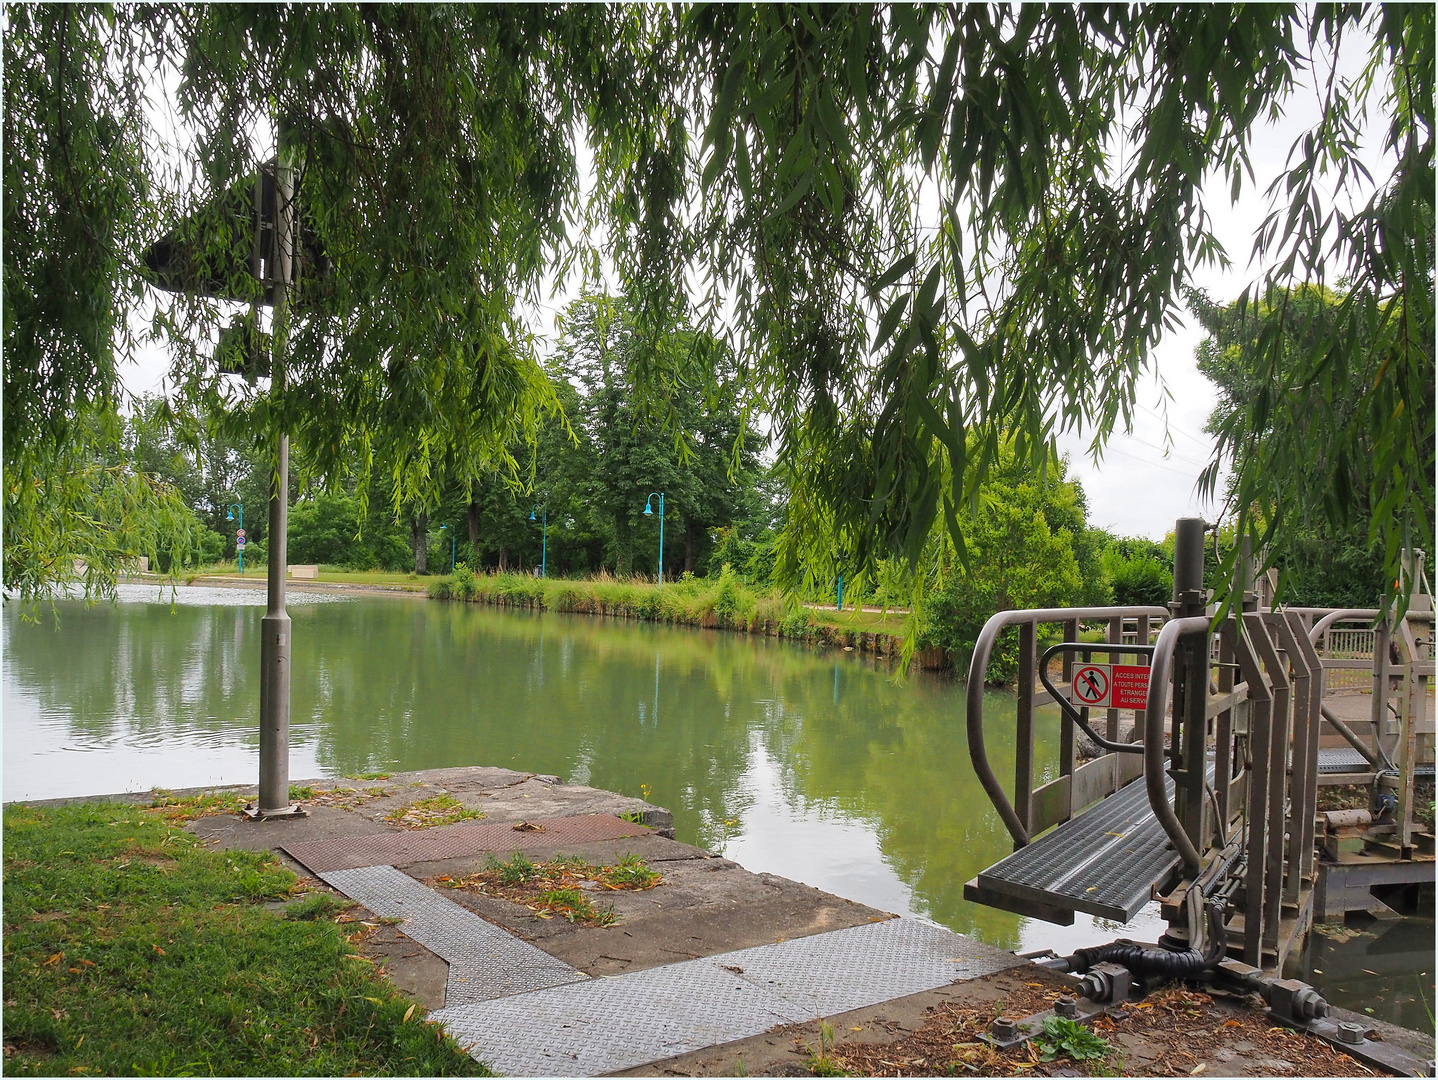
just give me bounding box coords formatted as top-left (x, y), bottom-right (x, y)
top-left (983, 965), bottom-right (1134, 1052)
top-left (242, 802), bottom-right (309, 820)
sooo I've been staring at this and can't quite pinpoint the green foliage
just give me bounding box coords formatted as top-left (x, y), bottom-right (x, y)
top-left (1, 801), bottom-right (488, 1076)
top-left (1100, 536), bottom-right (1174, 608)
top-left (1033, 1016), bottom-right (1112, 1063)
top-left (283, 892), bottom-right (352, 922)
top-left (5, 6), bottom-right (1429, 614)
top-left (920, 451), bottom-right (1087, 681)
top-left (1192, 284), bottom-right (1428, 610)
top-left (606, 853), bottom-right (661, 890)
top-left (3, 412), bottom-right (204, 603)
top-left (452, 564), bottom-right (478, 600)
top-left (490, 851), bottom-right (537, 887)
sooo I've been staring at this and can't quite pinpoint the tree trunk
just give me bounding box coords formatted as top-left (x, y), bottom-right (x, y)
top-left (684, 518), bottom-right (700, 576)
top-left (498, 544), bottom-right (509, 572)
top-left (466, 483), bottom-right (481, 566)
top-left (614, 510), bottom-right (633, 576)
top-left (411, 510), bottom-right (428, 574)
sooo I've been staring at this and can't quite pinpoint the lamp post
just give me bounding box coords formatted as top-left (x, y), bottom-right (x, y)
top-left (227, 503), bottom-right (244, 573)
top-left (642, 492), bottom-right (665, 584)
top-left (529, 506), bottom-right (547, 578)
top-left (440, 524), bottom-right (455, 573)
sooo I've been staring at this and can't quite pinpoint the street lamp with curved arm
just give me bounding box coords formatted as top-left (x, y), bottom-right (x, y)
top-left (642, 492), bottom-right (665, 585)
top-left (226, 503), bottom-right (244, 573)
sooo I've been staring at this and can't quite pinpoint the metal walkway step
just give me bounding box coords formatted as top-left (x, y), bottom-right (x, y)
top-left (1316, 747), bottom-right (1435, 777)
top-left (965, 775), bottom-right (1182, 924)
top-left (431, 917), bottom-right (1019, 1076)
top-left (319, 864), bottom-right (588, 1006)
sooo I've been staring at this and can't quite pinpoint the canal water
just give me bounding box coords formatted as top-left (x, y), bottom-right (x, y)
top-left (5, 585), bottom-right (1432, 1022)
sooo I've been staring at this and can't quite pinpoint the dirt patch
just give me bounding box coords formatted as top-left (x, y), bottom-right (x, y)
top-left (811, 985), bottom-right (1378, 1077)
top-left (429, 852), bottom-right (663, 927)
top-left (383, 793), bottom-right (484, 829)
top-left (292, 786), bottom-right (393, 812)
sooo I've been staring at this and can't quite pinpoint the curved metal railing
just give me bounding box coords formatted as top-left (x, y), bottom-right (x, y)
top-left (1307, 608), bottom-right (1381, 643)
top-left (1143, 615), bottom-right (1211, 873)
top-left (966, 605), bottom-right (1169, 846)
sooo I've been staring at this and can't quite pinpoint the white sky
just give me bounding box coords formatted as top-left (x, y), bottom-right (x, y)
top-left (119, 27), bottom-right (1389, 542)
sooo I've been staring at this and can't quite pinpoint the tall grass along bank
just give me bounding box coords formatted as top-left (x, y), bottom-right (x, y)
top-left (429, 567), bottom-right (940, 666)
top-left (1, 798), bottom-right (488, 1076)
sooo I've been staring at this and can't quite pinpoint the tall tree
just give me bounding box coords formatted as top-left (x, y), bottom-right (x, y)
top-left (6, 5), bottom-right (1430, 610)
top-left (1190, 285), bottom-right (1428, 607)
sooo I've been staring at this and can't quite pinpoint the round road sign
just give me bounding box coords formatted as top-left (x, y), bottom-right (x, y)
top-left (1072, 664), bottom-right (1110, 707)
top-left (236, 528), bottom-right (246, 538)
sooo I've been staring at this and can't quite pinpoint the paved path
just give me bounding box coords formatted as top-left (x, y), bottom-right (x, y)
top-left (295, 817), bottom-right (1017, 1076)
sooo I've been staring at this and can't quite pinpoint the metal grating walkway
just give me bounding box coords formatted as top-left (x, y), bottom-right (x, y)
top-left (283, 813), bottom-right (651, 873)
top-left (1316, 746), bottom-right (1434, 777)
top-left (966, 775), bottom-right (1182, 923)
top-left (431, 917), bottom-right (1019, 1076)
top-left (319, 865), bottom-right (588, 1005)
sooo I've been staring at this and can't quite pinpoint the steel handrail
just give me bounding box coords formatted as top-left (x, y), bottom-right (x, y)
top-left (966, 605), bottom-right (1170, 846)
top-left (1143, 615), bottom-right (1210, 873)
top-left (1307, 608), bottom-right (1381, 644)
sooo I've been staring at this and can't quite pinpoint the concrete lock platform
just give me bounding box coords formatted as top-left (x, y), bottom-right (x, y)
top-left (158, 766), bottom-right (1433, 1076)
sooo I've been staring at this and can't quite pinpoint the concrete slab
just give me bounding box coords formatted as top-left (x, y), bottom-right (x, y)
top-left (401, 833), bottom-right (712, 880)
top-left (432, 858), bottom-right (889, 976)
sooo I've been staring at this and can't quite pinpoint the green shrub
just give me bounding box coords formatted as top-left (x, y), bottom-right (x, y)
top-left (453, 564), bottom-right (478, 600)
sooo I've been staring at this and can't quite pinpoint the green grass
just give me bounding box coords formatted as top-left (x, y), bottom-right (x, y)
top-left (182, 565), bottom-right (430, 590)
top-left (428, 570), bottom-right (911, 656)
top-left (385, 794), bottom-right (485, 828)
top-left (605, 853), bottom-right (662, 889)
top-left (1032, 1015), bottom-right (1113, 1063)
top-left (2, 801), bottom-right (489, 1076)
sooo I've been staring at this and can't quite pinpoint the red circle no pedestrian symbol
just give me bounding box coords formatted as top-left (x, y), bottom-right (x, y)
top-left (1072, 664), bottom-right (1110, 707)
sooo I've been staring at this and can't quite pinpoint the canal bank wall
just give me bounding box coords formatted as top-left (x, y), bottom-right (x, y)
top-left (16, 766), bottom-right (1431, 1076)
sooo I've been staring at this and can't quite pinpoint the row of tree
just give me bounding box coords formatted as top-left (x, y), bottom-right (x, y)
top-left (5, 7), bottom-right (1427, 614)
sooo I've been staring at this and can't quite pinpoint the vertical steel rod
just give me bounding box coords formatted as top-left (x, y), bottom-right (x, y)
top-left (1014, 620), bottom-right (1037, 846)
top-left (1172, 519), bottom-right (1209, 852)
top-left (257, 145), bottom-right (296, 817)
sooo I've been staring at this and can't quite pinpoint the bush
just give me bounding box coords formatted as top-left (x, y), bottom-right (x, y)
top-left (453, 564), bottom-right (477, 600)
top-left (1099, 537), bottom-right (1173, 608)
top-left (921, 503), bottom-right (1083, 683)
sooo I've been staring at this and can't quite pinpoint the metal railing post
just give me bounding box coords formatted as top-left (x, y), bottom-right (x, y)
top-left (1171, 519), bottom-right (1210, 853)
top-left (1014, 620), bottom-right (1037, 845)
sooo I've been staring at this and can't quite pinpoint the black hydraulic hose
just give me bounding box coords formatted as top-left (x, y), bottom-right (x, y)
top-left (1067, 900), bottom-right (1227, 979)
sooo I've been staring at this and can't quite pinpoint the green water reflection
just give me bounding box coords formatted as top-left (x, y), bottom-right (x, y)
top-left (6, 588), bottom-right (1099, 953)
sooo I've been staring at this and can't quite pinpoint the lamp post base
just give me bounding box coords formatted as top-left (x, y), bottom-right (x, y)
top-left (242, 802), bottom-right (309, 821)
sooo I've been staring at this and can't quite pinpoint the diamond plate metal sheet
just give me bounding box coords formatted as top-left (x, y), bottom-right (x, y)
top-left (319, 865), bottom-right (586, 1005)
top-left (709, 917), bottom-right (1017, 1018)
top-left (433, 918), bottom-right (1019, 1076)
top-left (436, 957), bottom-right (800, 1076)
top-left (283, 813), bottom-right (651, 873)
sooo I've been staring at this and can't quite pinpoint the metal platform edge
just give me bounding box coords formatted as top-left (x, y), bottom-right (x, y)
top-left (967, 773), bottom-right (1187, 924)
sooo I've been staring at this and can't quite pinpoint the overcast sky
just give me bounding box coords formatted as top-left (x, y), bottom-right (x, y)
top-left (118, 29), bottom-right (1389, 542)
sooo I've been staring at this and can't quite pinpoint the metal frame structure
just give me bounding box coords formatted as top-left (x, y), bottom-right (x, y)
top-left (964, 520), bottom-right (1434, 976)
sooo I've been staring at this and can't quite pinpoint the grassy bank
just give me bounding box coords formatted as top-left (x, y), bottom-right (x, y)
top-left (2, 798), bottom-right (486, 1076)
top-left (176, 565), bottom-right (430, 590)
top-left (427, 569), bottom-right (938, 665)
